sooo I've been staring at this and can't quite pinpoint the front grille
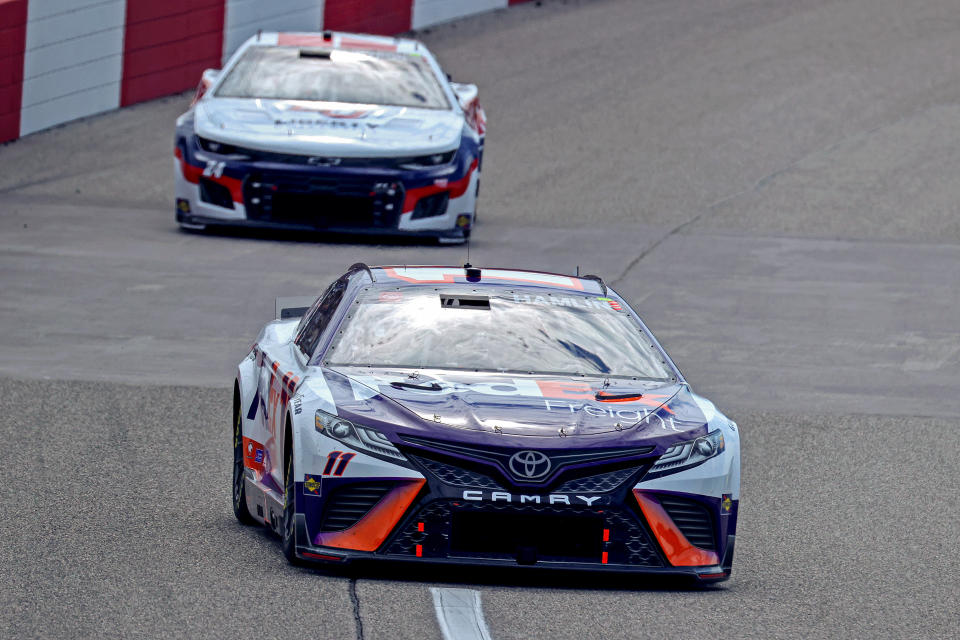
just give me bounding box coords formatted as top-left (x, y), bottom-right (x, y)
top-left (384, 500), bottom-right (663, 567)
top-left (401, 435), bottom-right (655, 487)
top-left (319, 482), bottom-right (392, 532)
top-left (553, 466), bottom-right (642, 493)
top-left (659, 496), bottom-right (715, 551)
top-left (411, 456), bottom-right (503, 489)
top-left (243, 173), bottom-right (402, 229)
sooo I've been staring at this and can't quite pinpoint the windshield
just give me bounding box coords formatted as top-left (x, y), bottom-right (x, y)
top-left (323, 288), bottom-right (673, 380)
top-left (215, 46), bottom-right (450, 109)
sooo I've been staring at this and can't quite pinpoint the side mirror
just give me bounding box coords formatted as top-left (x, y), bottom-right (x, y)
top-left (201, 68), bottom-right (221, 89)
top-left (450, 82), bottom-right (478, 108)
top-left (192, 69), bottom-right (221, 106)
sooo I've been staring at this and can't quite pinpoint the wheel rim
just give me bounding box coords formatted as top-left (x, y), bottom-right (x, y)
top-left (233, 408), bottom-right (244, 509)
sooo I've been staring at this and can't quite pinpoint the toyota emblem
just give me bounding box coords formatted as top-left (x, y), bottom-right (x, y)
top-left (508, 450), bottom-right (551, 480)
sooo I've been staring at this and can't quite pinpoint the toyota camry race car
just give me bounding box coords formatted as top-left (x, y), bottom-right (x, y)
top-left (233, 265), bottom-right (740, 582)
top-left (175, 31), bottom-right (484, 243)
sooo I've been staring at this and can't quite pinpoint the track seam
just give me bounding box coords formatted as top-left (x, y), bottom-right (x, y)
top-left (349, 578), bottom-right (365, 640)
top-left (610, 103), bottom-right (932, 287)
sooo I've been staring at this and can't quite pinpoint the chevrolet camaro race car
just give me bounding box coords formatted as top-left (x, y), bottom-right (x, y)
top-left (175, 31), bottom-right (484, 243)
top-left (233, 265), bottom-right (740, 582)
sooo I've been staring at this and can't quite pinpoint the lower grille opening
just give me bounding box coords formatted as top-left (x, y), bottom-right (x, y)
top-left (199, 178), bottom-right (234, 209)
top-left (451, 510), bottom-right (602, 561)
top-left (410, 192), bottom-right (449, 220)
top-left (384, 501), bottom-right (664, 567)
top-left (264, 192), bottom-right (378, 226)
top-left (243, 173), bottom-right (401, 229)
top-left (319, 482), bottom-right (392, 532)
top-left (659, 496), bottom-right (716, 551)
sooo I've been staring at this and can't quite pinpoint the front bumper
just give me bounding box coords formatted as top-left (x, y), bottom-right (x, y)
top-left (292, 456), bottom-right (737, 582)
top-left (173, 136), bottom-right (478, 239)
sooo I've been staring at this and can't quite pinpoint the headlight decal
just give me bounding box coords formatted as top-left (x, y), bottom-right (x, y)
top-left (645, 429), bottom-right (725, 479)
top-left (315, 408), bottom-right (406, 462)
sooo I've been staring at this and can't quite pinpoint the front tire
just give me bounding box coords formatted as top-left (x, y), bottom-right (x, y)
top-left (281, 429), bottom-right (297, 562)
top-left (232, 403), bottom-right (257, 525)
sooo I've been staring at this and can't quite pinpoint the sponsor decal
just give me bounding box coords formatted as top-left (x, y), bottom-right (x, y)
top-left (462, 490), bottom-right (605, 506)
top-left (378, 291), bottom-right (403, 303)
top-left (293, 395), bottom-right (302, 415)
top-left (542, 395), bottom-right (675, 416)
top-left (359, 373), bottom-right (678, 426)
top-left (304, 474), bottom-right (321, 495)
top-left (273, 118), bottom-right (376, 129)
top-left (511, 293), bottom-right (612, 310)
top-left (381, 267), bottom-right (584, 290)
top-left (242, 436), bottom-right (266, 472)
top-left (536, 380), bottom-right (593, 399)
top-left (176, 198), bottom-right (190, 213)
top-left (287, 105), bottom-right (374, 119)
top-left (722, 494), bottom-right (733, 514)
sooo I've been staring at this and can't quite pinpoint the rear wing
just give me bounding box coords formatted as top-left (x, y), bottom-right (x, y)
top-left (275, 296), bottom-right (316, 320)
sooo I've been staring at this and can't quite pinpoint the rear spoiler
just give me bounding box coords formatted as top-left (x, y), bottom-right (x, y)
top-left (275, 296), bottom-right (316, 320)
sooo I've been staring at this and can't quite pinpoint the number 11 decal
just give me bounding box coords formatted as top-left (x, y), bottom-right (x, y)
top-left (322, 451), bottom-right (355, 476)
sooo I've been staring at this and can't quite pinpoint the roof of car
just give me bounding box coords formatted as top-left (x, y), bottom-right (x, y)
top-left (357, 265), bottom-right (608, 294)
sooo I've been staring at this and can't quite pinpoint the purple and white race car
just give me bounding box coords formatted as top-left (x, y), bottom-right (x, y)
top-left (233, 265), bottom-right (740, 582)
top-left (175, 31), bottom-right (484, 243)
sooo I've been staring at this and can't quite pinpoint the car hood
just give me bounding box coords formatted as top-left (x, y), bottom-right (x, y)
top-left (194, 98), bottom-right (462, 156)
top-left (326, 367), bottom-right (697, 438)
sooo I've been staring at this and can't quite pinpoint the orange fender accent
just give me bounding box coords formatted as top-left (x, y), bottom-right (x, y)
top-left (634, 489), bottom-right (720, 567)
top-left (316, 479), bottom-right (425, 552)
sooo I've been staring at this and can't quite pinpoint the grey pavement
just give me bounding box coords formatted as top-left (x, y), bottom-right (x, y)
top-left (2, 0), bottom-right (960, 638)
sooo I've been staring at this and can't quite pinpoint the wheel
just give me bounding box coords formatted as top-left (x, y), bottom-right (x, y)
top-left (472, 180), bottom-right (480, 225)
top-left (281, 435), bottom-right (297, 562)
top-left (232, 403), bottom-right (257, 525)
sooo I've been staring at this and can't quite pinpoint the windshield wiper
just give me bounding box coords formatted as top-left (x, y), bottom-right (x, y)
top-left (595, 390), bottom-right (644, 402)
top-left (390, 381), bottom-right (442, 392)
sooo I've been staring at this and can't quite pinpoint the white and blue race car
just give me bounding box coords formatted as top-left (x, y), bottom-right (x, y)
top-left (175, 32), bottom-right (484, 243)
top-left (233, 265), bottom-right (740, 582)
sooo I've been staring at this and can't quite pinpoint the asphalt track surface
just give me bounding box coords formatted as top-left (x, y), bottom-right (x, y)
top-left (1, 0), bottom-right (959, 638)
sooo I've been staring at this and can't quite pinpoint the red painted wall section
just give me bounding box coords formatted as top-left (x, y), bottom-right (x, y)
top-left (324, 0), bottom-right (412, 36)
top-left (121, 0), bottom-right (225, 107)
top-left (0, 0), bottom-right (27, 143)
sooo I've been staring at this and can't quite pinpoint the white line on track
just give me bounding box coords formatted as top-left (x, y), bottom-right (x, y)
top-left (430, 587), bottom-right (494, 640)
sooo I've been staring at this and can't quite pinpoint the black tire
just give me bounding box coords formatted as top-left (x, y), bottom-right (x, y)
top-left (232, 402), bottom-right (257, 525)
top-left (281, 426), bottom-right (297, 563)
top-left (472, 180), bottom-right (480, 225)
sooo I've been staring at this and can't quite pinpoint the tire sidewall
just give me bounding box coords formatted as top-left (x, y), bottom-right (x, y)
top-left (282, 433), bottom-right (297, 560)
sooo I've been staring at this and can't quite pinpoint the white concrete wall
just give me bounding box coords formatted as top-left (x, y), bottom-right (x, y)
top-left (223, 0), bottom-right (325, 62)
top-left (412, 0), bottom-right (507, 30)
top-left (20, 0), bottom-right (126, 136)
